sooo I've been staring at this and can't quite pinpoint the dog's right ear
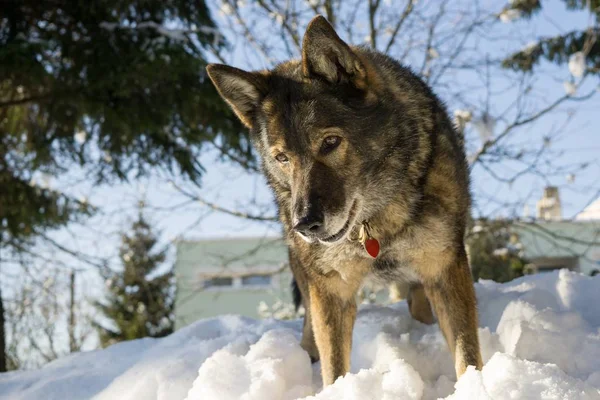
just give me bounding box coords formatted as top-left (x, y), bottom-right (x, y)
top-left (206, 64), bottom-right (269, 129)
top-left (302, 15), bottom-right (367, 88)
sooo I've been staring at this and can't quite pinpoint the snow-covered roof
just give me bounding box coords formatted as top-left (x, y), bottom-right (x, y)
top-left (575, 198), bottom-right (600, 221)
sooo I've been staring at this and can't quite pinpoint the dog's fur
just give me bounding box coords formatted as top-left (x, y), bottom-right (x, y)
top-left (207, 15), bottom-right (482, 387)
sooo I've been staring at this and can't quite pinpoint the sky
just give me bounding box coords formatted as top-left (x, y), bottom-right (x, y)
top-left (2, 0), bottom-right (600, 356)
top-left (85, 0), bottom-right (600, 238)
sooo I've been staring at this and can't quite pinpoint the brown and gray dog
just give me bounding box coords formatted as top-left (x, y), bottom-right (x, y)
top-left (207, 15), bottom-right (482, 388)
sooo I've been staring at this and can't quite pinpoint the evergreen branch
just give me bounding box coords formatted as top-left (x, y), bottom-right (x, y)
top-left (0, 94), bottom-right (52, 108)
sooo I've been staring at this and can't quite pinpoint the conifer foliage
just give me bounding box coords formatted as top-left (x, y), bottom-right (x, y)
top-left (0, 0), bottom-right (249, 247)
top-left (95, 205), bottom-right (173, 346)
top-left (502, 0), bottom-right (600, 77)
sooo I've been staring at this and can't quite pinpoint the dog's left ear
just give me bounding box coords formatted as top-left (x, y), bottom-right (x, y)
top-left (302, 15), bottom-right (367, 88)
top-left (206, 64), bottom-right (269, 129)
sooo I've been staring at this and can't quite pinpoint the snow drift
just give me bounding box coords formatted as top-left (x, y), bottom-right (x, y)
top-left (1, 269), bottom-right (599, 400)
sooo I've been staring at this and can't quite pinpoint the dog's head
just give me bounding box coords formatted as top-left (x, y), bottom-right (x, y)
top-left (208, 16), bottom-right (397, 244)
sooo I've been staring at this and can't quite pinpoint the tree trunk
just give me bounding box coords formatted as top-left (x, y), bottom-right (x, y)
top-left (0, 284), bottom-right (6, 372)
top-left (69, 270), bottom-right (76, 353)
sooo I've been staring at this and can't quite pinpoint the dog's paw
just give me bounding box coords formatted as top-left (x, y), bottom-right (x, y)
top-left (300, 338), bottom-right (320, 363)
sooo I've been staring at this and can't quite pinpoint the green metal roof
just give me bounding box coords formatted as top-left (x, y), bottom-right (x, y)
top-left (513, 220), bottom-right (600, 274)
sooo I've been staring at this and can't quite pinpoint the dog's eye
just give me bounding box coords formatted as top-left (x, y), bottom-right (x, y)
top-left (275, 153), bottom-right (289, 163)
top-left (320, 136), bottom-right (342, 155)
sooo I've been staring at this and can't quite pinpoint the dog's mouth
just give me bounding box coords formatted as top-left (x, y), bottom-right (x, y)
top-left (319, 200), bottom-right (359, 244)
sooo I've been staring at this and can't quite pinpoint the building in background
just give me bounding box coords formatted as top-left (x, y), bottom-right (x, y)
top-left (514, 188), bottom-right (600, 276)
top-left (174, 189), bottom-right (600, 329)
top-left (174, 237), bottom-right (291, 330)
top-left (536, 186), bottom-right (562, 220)
top-left (513, 220), bottom-right (600, 275)
top-left (173, 236), bottom-right (391, 329)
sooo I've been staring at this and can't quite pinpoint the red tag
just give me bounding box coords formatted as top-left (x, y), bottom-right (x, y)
top-left (365, 238), bottom-right (380, 258)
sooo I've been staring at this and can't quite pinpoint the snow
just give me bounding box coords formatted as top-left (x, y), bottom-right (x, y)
top-left (74, 130), bottom-right (87, 144)
top-left (1, 269), bottom-right (599, 400)
top-left (569, 52), bottom-right (587, 78)
top-left (564, 81), bottom-right (577, 95)
top-left (499, 9), bottom-right (522, 23)
top-left (99, 21), bottom-right (223, 47)
top-left (219, 3), bottom-right (234, 16)
top-left (473, 113), bottom-right (495, 143)
top-left (453, 109), bottom-right (472, 122)
top-left (448, 355), bottom-right (600, 400)
top-left (576, 198), bottom-right (600, 221)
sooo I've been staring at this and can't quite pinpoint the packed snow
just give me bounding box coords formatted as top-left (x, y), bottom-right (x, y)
top-left (1, 269), bottom-right (599, 400)
top-left (568, 52), bottom-right (587, 79)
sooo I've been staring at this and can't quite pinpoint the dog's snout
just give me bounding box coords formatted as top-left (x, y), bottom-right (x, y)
top-left (293, 210), bottom-right (324, 237)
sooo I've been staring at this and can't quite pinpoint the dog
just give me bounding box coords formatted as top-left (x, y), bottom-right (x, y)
top-left (207, 15), bottom-right (483, 387)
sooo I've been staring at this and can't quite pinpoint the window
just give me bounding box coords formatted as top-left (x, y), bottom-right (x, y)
top-left (538, 267), bottom-right (564, 274)
top-left (203, 277), bottom-right (233, 288)
top-left (242, 274), bottom-right (272, 287)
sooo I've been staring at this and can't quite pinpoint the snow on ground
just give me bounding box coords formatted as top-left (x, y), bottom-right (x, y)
top-left (1, 269), bottom-right (599, 400)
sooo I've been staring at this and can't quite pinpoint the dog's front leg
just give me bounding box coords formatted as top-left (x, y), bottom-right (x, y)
top-left (308, 278), bottom-right (357, 386)
top-left (422, 246), bottom-right (483, 378)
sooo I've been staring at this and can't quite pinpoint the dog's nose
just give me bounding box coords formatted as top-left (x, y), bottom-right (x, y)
top-left (293, 213), bottom-right (324, 237)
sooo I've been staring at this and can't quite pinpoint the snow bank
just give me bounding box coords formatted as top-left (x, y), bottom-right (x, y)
top-left (0, 269), bottom-right (599, 400)
top-left (187, 329), bottom-right (313, 400)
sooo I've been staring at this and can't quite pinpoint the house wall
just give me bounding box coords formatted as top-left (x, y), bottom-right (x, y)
top-left (513, 221), bottom-right (600, 275)
top-left (175, 270), bottom-right (293, 330)
top-left (174, 221), bottom-right (600, 330)
top-left (174, 237), bottom-right (291, 330)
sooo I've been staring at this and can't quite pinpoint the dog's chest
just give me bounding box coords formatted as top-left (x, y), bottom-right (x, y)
top-left (367, 231), bottom-right (429, 283)
top-left (315, 238), bottom-right (421, 285)
top-left (371, 253), bottom-right (420, 284)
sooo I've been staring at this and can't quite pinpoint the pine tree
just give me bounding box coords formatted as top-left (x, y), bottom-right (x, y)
top-left (467, 219), bottom-right (527, 283)
top-left (94, 204), bottom-right (173, 346)
top-left (0, 1), bottom-right (246, 367)
top-left (0, 0), bottom-right (251, 249)
top-left (502, 0), bottom-right (600, 76)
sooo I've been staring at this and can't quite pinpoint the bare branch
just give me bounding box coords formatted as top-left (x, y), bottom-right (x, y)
top-left (430, 14), bottom-right (495, 87)
top-left (210, 139), bottom-right (260, 173)
top-left (227, 1), bottom-right (277, 65)
top-left (324, 0), bottom-right (335, 27)
top-left (384, 0), bottom-right (415, 54)
top-left (169, 181), bottom-right (278, 222)
top-left (419, 0), bottom-right (448, 79)
top-left (368, 0), bottom-right (381, 49)
top-left (0, 94), bottom-right (52, 108)
top-left (38, 234), bottom-right (108, 270)
top-left (256, 0), bottom-right (302, 52)
top-left (470, 90), bottom-right (597, 166)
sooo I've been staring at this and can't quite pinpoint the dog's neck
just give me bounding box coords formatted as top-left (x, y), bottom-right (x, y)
top-left (348, 221), bottom-right (380, 258)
